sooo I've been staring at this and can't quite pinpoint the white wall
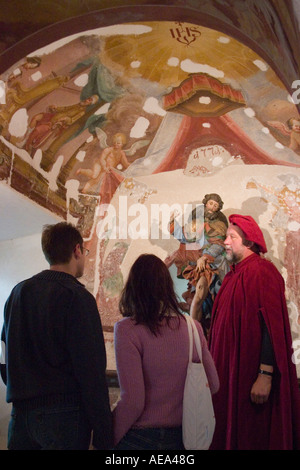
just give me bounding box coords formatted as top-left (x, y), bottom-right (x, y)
top-left (0, 232), bottom-right (48, 450)
top-left (0, 233), bottom-right (48, 321)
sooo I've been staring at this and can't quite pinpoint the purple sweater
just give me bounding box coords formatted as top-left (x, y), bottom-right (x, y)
top-left (113, 315), bottom-right (219, 445)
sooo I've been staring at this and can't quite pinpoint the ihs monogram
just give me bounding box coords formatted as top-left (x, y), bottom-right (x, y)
top-left (170, 22), bottom-right (201, 46)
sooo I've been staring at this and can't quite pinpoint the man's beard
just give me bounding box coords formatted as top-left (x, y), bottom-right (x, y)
top-left (225, 249), bottom-right (242, 264)
top-left (225, 250), bottom-right (233, 263)
top-left (204, 209), bottom-right (219, 221)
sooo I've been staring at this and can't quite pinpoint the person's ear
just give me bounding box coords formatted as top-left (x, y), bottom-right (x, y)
top-left (73, 243), bottom-right (82, 259)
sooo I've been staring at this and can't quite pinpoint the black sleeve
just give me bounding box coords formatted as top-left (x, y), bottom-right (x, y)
top-left (66, 288), bottom-right (113, 449)
top-left (260, 318), bottom-right (275, 366)
top-left (1, 323), bottom-right (7, 385)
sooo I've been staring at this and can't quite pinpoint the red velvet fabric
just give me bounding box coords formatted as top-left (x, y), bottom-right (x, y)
top-left (209, 254), bottom-right (300, 449)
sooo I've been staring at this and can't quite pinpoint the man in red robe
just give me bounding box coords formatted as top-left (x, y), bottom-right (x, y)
top-left (209, 214), bottom-right (300, 450)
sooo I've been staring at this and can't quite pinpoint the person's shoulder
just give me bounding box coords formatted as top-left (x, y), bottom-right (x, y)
top-left (10, 274), bottom-right (39, 293)
top-left (114, 317), bottom-right (135, 332)
top-left (257, 255), bottom-right (280, 271)
top-left (70, 280), bottom-right (97, 304)
top-left (217, 211), bottom-right (228, 227)
top-left (189, 316), bottom-right (206, 340)
top-left (114, 317), bottom-right (145, 340)
top-left (41, 271), bottom-right (96, 303)
top-left (256, 256), bottom-right (283, 282)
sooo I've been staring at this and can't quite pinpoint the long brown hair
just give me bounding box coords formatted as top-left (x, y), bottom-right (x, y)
top-left (119, 254), bottom-right (183, 335)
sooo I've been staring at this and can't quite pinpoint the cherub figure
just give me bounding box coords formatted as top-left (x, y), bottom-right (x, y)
top-left (77, 128), bottom-right (149, 194)
top-left (268, 117), bottom-right (300, 151)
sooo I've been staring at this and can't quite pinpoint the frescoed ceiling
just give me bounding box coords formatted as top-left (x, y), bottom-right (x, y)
top-left (1, 2), bottom-right (300, 364)
top-left (0, 1), bottom-right (299, 234)
top-left (0, 14), bottom-right (299, 223)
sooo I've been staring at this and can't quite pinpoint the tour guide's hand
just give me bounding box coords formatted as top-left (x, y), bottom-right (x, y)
top-left (250, 368), bottom-right (273, 404)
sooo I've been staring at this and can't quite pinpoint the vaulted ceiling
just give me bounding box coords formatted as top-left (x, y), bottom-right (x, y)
top-left (0, 0), bottom-right (299, 241)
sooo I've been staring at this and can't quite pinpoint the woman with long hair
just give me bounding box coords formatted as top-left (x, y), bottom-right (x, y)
top-left (113, 253), bottom-right (219, 450)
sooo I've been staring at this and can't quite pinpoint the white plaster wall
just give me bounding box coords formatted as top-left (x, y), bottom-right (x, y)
top-left (0, 233), bottom-right (48, 320)
top-left (97, 164), bottom-right (300, 376)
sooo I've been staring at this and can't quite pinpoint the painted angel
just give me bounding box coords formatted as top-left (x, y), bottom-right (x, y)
top-left (77, 127), bottom-right (149, 194)
top-left (267, 117), bottom-right (300, 151)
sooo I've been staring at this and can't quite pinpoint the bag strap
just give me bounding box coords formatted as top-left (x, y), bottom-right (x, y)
top-left (185, 314), bottom-right (203, 363)
top-left (186, 314), bottom-right (193, 362)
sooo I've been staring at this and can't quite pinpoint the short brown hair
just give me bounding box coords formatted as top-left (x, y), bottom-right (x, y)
top-left (41, 222), bottom-right (83, 265)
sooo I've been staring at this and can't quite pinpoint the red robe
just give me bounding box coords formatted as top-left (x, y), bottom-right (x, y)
top-left (209, 253), bottom-right (300, 450)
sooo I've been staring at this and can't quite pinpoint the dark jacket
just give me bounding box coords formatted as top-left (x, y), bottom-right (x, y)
top-left (1, 270), bottom-right (112, 449)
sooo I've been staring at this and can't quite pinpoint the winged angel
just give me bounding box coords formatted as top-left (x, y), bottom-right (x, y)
top-left (77, 127), bottom-right (149, 194)
top-left (267, 117), bottom-right (300, 152)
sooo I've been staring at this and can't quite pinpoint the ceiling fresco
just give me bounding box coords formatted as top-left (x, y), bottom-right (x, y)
top-left (0, 21), bottom-right (299, 211)
top-left (0, 16), bottom-right (300, 366)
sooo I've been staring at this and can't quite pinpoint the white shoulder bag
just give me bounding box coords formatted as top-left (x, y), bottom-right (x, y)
top-left (182, 314), bottom-right (215, 450)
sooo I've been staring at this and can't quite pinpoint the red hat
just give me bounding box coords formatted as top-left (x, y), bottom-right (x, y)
top-left (229, 214), bottom-right (267, 254)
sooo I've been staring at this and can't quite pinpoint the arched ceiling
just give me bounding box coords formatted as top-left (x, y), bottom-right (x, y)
top-left (1, 0), bottom-right (299, 91)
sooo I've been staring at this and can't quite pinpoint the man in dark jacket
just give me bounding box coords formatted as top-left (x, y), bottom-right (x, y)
top-left (0, 222), bottom-right (113, 450)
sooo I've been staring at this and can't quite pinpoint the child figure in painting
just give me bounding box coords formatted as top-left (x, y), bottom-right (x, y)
top-left (287, 117), bottom-right (300, 150)
top-left (267, 116), bottom-right (300, 152)
top-left (77, 133), bottom-right (130, 194)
